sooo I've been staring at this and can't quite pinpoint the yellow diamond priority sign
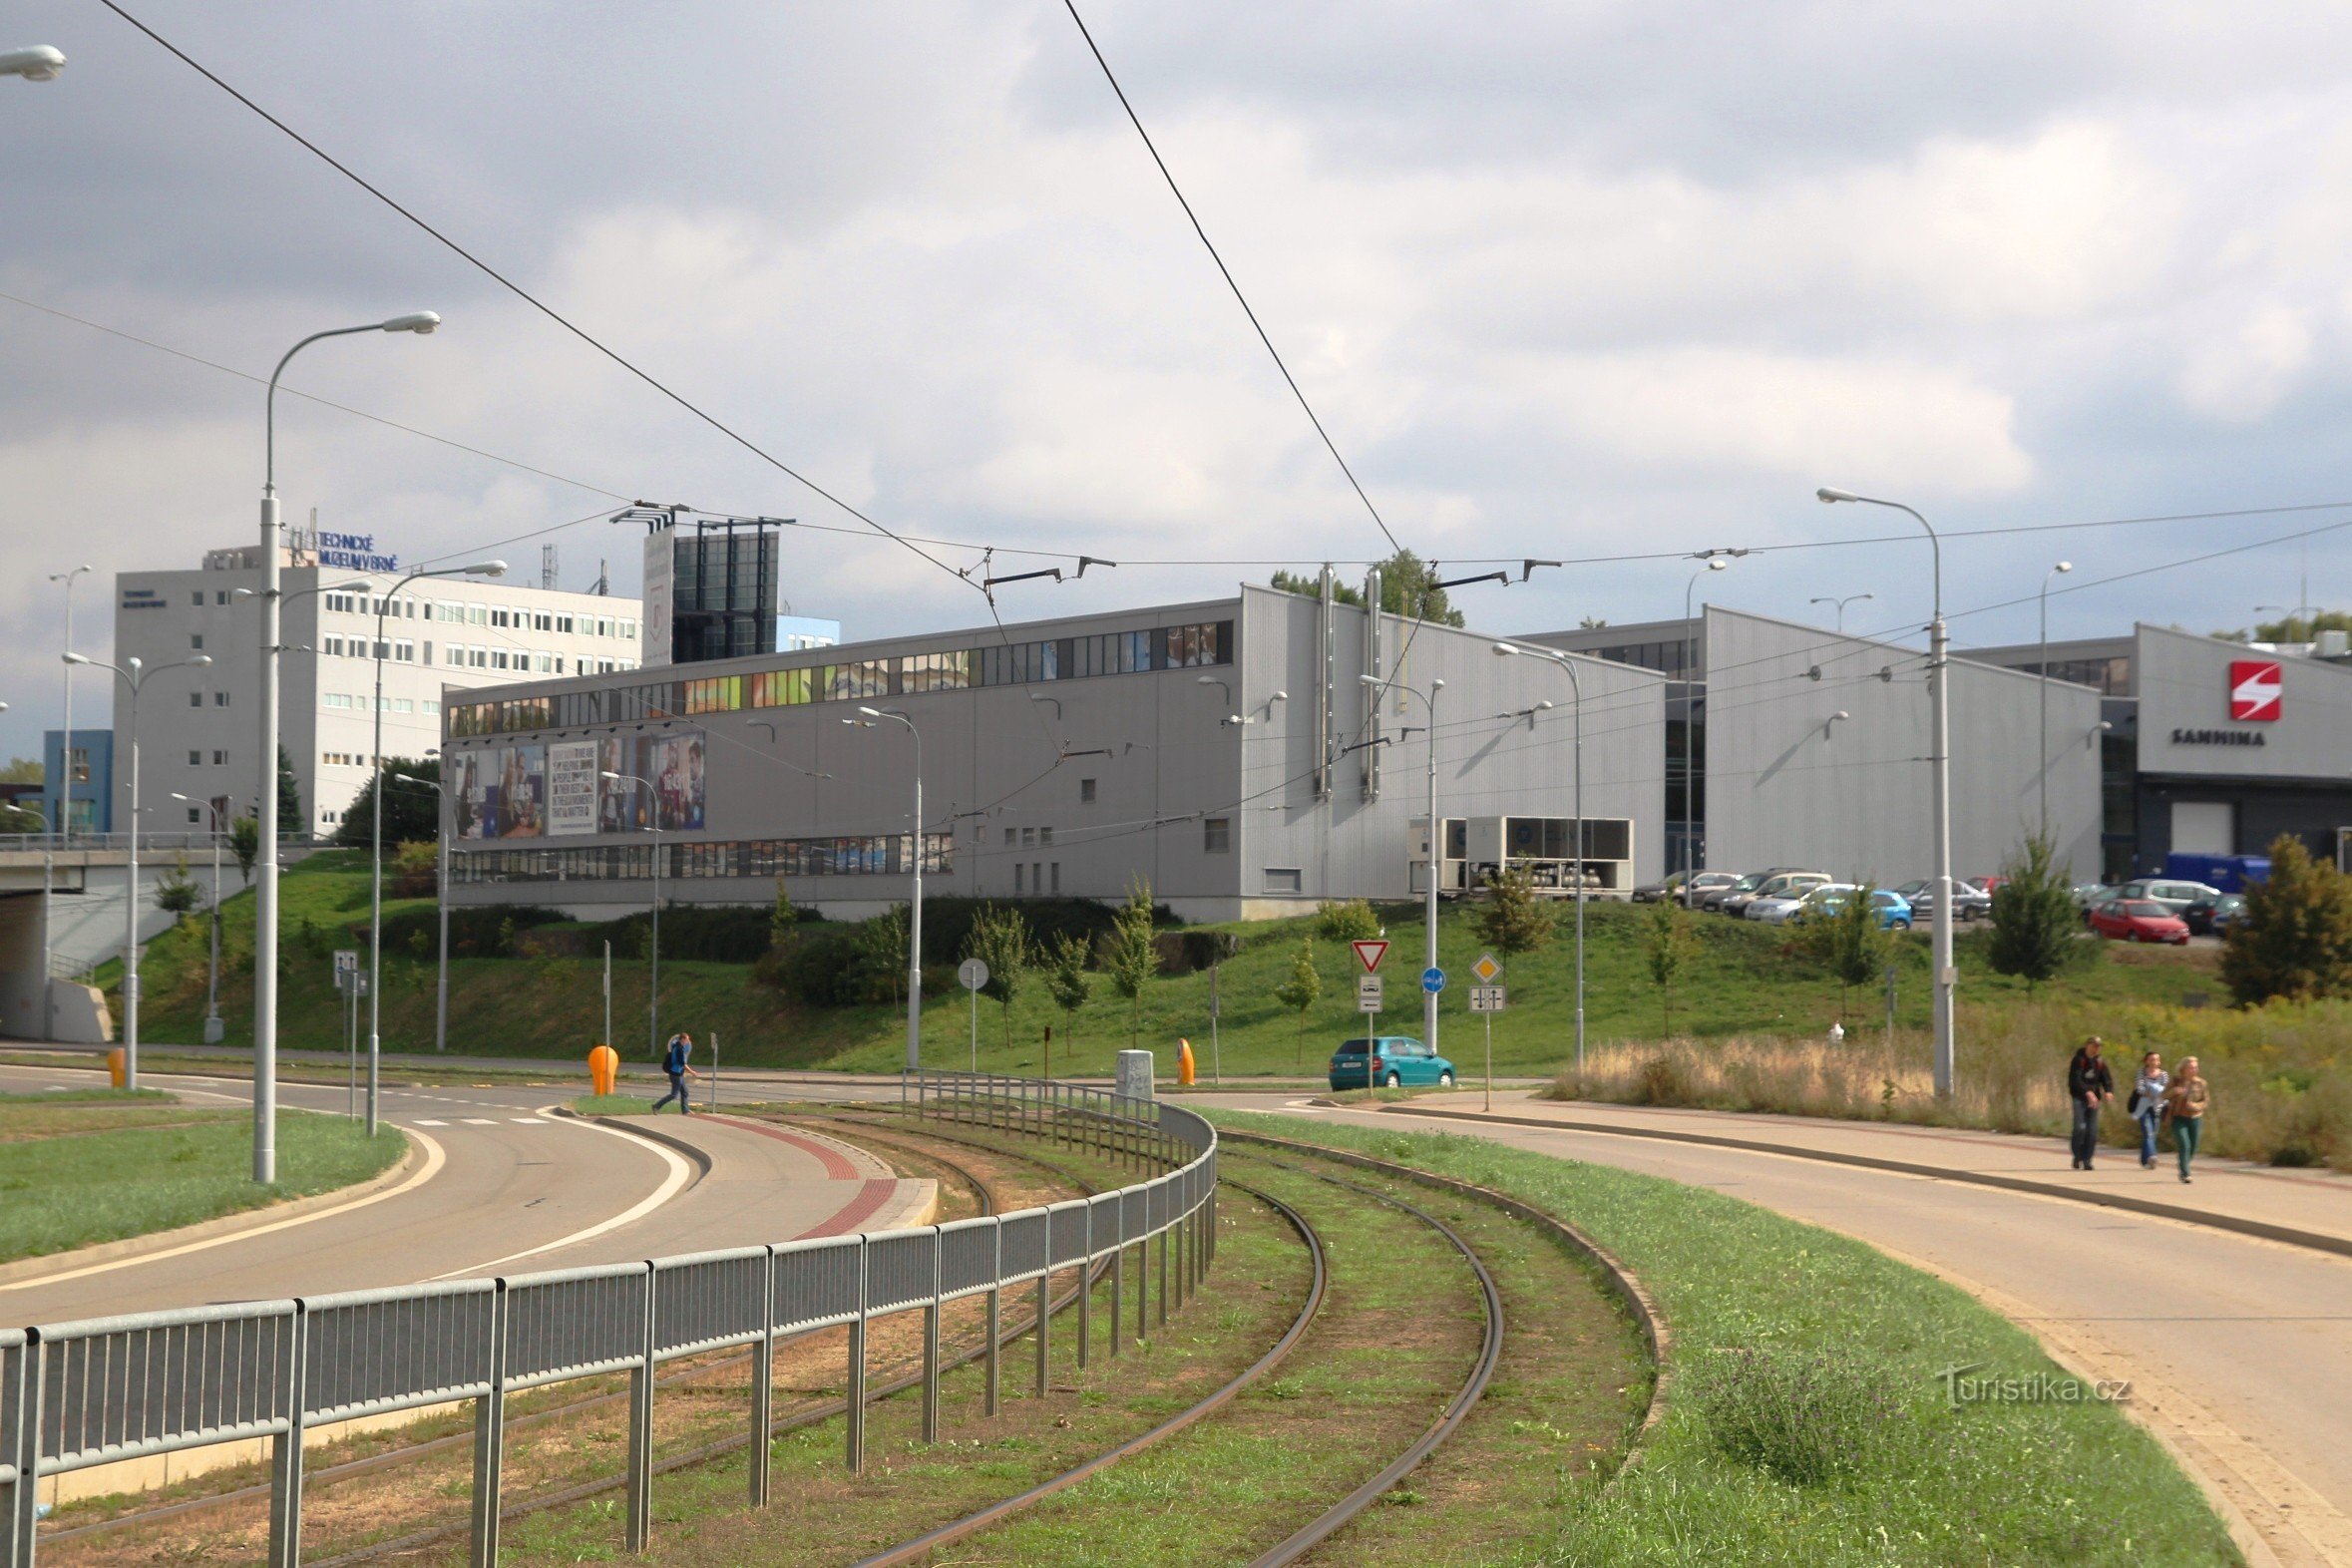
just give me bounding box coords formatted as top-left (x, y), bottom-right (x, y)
top-left (1471, 953), bottom-right (1502, 983)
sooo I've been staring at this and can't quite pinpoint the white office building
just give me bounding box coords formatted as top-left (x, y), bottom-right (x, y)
top-left (112, 535), bottom-right (645, 838)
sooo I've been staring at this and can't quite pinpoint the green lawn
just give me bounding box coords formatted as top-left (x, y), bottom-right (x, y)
top-left (117, 855), bottom-right (2231, 1077)
top-left (0, 1089), bottom-right (407, 1264)
top-left (1206, 1110), bottom-right (2238, 1567)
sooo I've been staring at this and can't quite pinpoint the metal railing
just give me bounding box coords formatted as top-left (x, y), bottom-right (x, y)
top-left (0, 1072), bottom-right (1214, 1568)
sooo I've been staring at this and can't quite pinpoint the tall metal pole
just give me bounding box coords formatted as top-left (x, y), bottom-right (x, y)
top-left (2037, 562), bottom-right (2071, 841)
top-left (255, 312), bottom-right (438, 1184)
top-left (1819, 489), bottom-right (1953, 1095)
top-left (122, 672), bottom-right (141, 1090)
top-left (1680, 557), bottom-right (1730, 903)
top-left (51, 565), bottom-right (90, 846)
top-left (1496, 643), bottom-right (1586, 1069)
top-left (1423, 682), bottom-right (1440, 1057)
top-left (436, 805), bottom-right (449, 1052)
top-left (849, 708), bottom-right (925, 1072)
top-left (602, 769), bottom-right (663, 1057)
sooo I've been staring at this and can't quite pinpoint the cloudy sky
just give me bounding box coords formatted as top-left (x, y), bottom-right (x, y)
top-left (6, 1), bottom-right (2352, 752)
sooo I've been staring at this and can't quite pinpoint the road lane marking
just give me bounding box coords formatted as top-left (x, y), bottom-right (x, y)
top-left (511, 1118), bottom-right (546, 1125)
top-left (427, 1111), bottom-right (694, 1281)
top-left (414, 1119), bottom-right (448, 1126)
top-left (461, 1118), bottom-right (498, 1125)
top-left (0, 1124), bottom-right (448, 1295)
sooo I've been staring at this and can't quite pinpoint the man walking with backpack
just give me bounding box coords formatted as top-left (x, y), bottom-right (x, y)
top-left (652, 1030), bottom-right (699, 1114)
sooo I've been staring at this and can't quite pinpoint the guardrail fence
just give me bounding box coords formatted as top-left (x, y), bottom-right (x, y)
top-left (0, 1072), bottom-right (1216, 1568)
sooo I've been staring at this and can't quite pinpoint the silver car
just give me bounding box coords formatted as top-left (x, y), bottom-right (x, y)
top-left (2116, 878), bottom-right (2221, 915)
top-left (1891, 878), bottom-right (1991, 922)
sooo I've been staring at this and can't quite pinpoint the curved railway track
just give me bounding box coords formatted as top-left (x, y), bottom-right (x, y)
top-left (38, 1114), bottom-right (1061, 1559)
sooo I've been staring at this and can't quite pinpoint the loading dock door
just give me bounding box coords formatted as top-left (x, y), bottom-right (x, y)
top-left (2171, 800), bottom-right (2235, 855)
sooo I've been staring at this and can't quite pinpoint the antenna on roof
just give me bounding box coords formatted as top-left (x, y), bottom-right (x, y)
top-left (541, 544), bottom-right (560, 591)
top-left (591, 558), bottom-right (609, 596)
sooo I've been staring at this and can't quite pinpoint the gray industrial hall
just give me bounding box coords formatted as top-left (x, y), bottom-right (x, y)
top-left (440, 584), bottom-right (1668, 922)
top-left (1529, 606), bottom-right (2105, 887)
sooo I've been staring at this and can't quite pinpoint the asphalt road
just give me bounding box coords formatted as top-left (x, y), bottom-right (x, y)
top-left (0, 1062), bottom-right (910, 1325)
top-left (1231, 1092), bottom-right (2352, 1568)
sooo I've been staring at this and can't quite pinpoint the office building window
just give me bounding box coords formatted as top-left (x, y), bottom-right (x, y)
top-left (214, 692), bottom-right (228, 706)
top-left (1049, 863), bottom-right (1060, 894)
top-left (215, 590), bottom-right (227, 605)
top-left (1038, 827), bottom-right (1052, 846)
top-left (1080, 778), bottom-right (1096, 803)
top-left (1204, 817), bottom-right (1231, 853)
top-left (190, 691), bottom-right (202, 707)
top-left (187, 807), bottom-right (200, 824)
top-left (189, 750), bottom-right (200, 765)
top-left (1020, 827), bottom-right (1034, 847)
top-left (1264, 867), bottom-right (1303, 893)
top-left (1012, 863), bottom-right (1025, 894)
top-left (192, 633), bottom-right (203, 650)
top-left (191, 591), bottom-right (202, 606)
top-left (211, 750), bottom-right (226, 765)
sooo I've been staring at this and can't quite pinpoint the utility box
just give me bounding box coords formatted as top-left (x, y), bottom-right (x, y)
top-left (1412, 815), bottom-right (1636, 899)
top-left (1115, 1048), bottom-right (1155, 1102)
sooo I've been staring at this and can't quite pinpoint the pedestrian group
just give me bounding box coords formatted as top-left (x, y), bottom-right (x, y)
top-left (2067, 1035), bottom-right (2210, 1182)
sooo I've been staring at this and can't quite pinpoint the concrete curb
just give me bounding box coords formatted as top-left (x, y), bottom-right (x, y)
top-left (1383, 1104), bottom-right (2352, 1260)
top-left (0, 1129), bottom-right (420, 1289)
top-left (546, 1106), bottom-right (714, 1181)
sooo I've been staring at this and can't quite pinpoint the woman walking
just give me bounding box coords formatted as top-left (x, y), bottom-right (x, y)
top-left (2164, 1057), bottom-right (2210, 1184)
top-left (2128, 1051), bottom-right (2169, 1170)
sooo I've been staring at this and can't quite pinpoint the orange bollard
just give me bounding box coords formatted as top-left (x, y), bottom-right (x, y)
top-left (588, 1043), bottom-right (618, 1097)
top-left (107, 1047), bottom-right (127, 1089)
top-left (1176, 1037), bottom-right (1196, 1088)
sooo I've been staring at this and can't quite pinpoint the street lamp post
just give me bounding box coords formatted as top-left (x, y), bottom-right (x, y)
top-left (68, 652), bottom-right (210, 1090)
top-left (1680, 556), bottom-right (1733, 904)
top-left (392, 772), bottom-right (449, 1053)
top-left (1362, 674), bottom-right (1443, 1059)
top-left (2038, 562), bottom-right (2074, 839)
top-left (50, 566), bottom-right (92, 846)
top-left (254, 310), bottom-right (438, 1183)
top-left (1492, 644), bottom-right (1587, 1068)
top-left (602, 771), bottom-right (664, 1057)
top-left (365, 564), bottom-right (504, 1133)
top-left (171, 793), bottom-right (226, 1041)
top-left (1808, 592), bottom-right (1874, 633)
top-left (1819, 487), bottom-right (1955, 1097)
top-left (845, 708), bottom-right (925, 1072)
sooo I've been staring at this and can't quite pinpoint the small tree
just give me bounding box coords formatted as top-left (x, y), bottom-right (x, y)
top-left (276, 743), bottom-right (303, 832)
top-left (1315, 899), bottom-right (1380, 943)
top-left (390, 840), bottom-right (438, 899)
top-left (1804, 882), bottom-right (1896, 1024)
top-left (1273, 938), bottom-right (1324, 1070)
top-left (852, 904), bottom-right (910, 1005)
top-left (154, 853), bottom-right (200, 923)
top-left (1472, 865), bottom-right (1556, 957)
top-left (1104, 879), bottom-right (1160, 1052)
top-left (230, 815), bottom-right (260, 885)
top-left (2222, 835), bottom-right (2352, 1004)
top-left (1641, 899), bottom-right (1698, 1035)
top-left (1044, 933), bottom-right (1092, 1055)
top-left (965, 904), bottom-right (1033, 1051)
top-left (767, 881), bottom-right (801, 953)
top-left (1985, 834), bottom-right (2085, 991)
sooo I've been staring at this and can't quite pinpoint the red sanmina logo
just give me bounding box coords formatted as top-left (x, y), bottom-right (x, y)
top-left (2229, 660), bottom-right (2283, 722)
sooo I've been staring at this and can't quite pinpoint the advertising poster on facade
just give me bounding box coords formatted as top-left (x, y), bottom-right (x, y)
top-left (451, 750), bottom-right (492, 841)
top-left (638, 730), bottom-right (706, 831)
top-left (496, 744), bottom-right (547, 838)
top-left (596, 737), bottom-right (635, 832)
top-left (548, 741), bottom-right (598, 836)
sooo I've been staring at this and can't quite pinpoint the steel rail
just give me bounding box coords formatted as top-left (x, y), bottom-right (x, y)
top-left (847, 1180), bottom-right (1327, 1568)
top-left (1223, 1150), bottom-right (1504, 1568)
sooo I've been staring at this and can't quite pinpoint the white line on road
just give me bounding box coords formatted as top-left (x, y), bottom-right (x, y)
top-left (414, 1119), bottom-right (447, 1126)
top-left (428, 1110), bottom-right (693, 1281)
top-left (0, 1125), bottom-right (449, 1295)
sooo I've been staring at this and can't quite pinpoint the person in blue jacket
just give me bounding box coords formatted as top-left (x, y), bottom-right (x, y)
top-left (652, 1031), bottom-right (699, 1114)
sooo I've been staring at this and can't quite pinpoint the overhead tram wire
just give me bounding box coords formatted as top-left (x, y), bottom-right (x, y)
top-left (96, 0), bottom-right (971, 592)
top-left (1060, 0), bottom-right (1403, 559)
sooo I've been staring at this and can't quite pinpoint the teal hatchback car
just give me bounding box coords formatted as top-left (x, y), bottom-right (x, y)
top-left (1329, 1035), bottom-right (1457, 1091)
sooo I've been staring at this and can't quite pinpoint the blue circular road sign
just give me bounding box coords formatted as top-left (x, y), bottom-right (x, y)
top-left (1422, 966), bottom-right (1446, 993)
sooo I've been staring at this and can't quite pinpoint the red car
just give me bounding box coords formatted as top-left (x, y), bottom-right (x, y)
top-left (2087, 898), bottom-right (2190, 945)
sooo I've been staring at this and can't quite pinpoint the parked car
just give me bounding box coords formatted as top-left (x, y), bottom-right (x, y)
top-left (2116, 878), bottom-right (2221, 915)
top-left (2070, 883), bottom-right (2115, 910)
top-left (1890, 878), bottom-right (1992, 923)
top-left (2086, 898), bottom-right (2190, 945)
top-left (1698, 871), bottom-right (1765, 913)
top-left (1785, 885), bottom-right (1915, 930)
top-left (1632, 870), bottom-right (1740, 904)
top-left (1328, 1035), bottom-right (1457, 1091)
top-left (1715, 868), bottom-right (1819, 917)
top-left (2180, 892), bottom-right (2246, 937)
top-left (1735, 871), bottom-right (1833, 920)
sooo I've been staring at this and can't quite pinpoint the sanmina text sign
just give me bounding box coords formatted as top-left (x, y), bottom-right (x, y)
top-left (317, 531), bottom-right (399, 573)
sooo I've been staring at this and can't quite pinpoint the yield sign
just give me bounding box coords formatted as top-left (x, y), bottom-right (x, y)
top-left (1351, 939), bottom-right (1390, 975)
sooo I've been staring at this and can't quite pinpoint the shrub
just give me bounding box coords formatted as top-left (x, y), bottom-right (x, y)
top-left (1691, 1347), bottom-right (1907, 1488)
top-left (964, 904), bottom-right (1032, 1047)
top-left (378, 904), bottom-right (567, 958)
top-left (769, 926), bottom-right (867, 1006)
top-left (1273, 938), bottom-right (1323, 1071)
top-left (2222, 835), bottom-right (2352, 1004)
top-left (1315, 899), bottom-right (1380, 944)
top-left (389, 840), bottom-right (438, 899)
top-left (1471, 867), bottom-right (1555, 956)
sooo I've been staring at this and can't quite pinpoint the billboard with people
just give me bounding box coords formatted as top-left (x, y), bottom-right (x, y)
top-left (450, 728), bottom-right (705, 839)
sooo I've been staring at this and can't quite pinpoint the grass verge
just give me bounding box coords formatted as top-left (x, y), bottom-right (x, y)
top-left (1206, 1109), bottom-right (2238, 1567)
top-left (0, 1097), bottom-right (407, 1265)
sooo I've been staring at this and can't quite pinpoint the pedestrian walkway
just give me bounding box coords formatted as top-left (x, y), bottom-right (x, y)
top-left (1359, 1091), bottom-right (2352, 1255)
